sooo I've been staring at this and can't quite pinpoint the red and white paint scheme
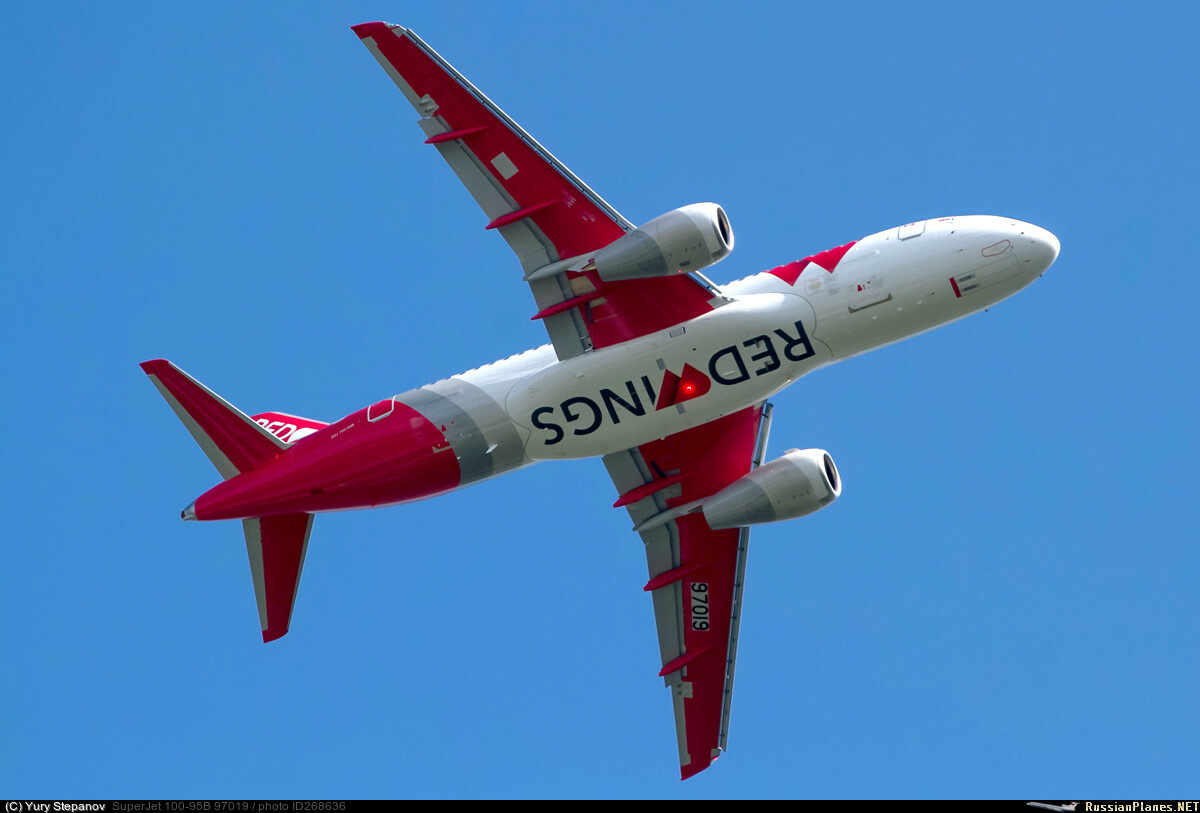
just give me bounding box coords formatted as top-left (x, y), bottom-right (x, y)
top-left (142, 22), bottom-right (1060, 781)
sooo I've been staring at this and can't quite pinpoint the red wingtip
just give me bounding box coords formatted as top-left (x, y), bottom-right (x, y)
top-left (262, 626), bottom-right (288, 644)
top-left (680, 756), bottom-right (715, 780)
top-left (351, 22), bottom-right (391, 39)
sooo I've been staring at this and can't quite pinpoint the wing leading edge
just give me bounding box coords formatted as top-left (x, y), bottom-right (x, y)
top-left (353, 22), bottom-right (719, 360)
top-left (604, 404), bottom-right (772, 779)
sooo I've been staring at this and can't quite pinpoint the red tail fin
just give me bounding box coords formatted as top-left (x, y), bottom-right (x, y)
top-left (140, 359), bottom-right (285, 479)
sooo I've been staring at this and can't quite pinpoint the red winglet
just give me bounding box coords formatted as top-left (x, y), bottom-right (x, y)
top-left (350, 22), bottom-right (390, 39)
top-left (681, 756), bottom-right (716, 781)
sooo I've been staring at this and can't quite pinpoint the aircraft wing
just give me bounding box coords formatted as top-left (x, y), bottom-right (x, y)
top-left (353, 23), bottom-right (720, 360)
top-left (603, 403), bottom-right (772, 779)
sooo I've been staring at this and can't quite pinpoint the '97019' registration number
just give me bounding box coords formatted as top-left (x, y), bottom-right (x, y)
top-left (691, 582), bottom-right (709, 631)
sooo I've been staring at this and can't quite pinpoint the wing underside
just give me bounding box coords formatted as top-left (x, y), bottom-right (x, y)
top-left (604, 404), bottom-right (772, 778)
top-left (353, 22), bottom-right (719, 359)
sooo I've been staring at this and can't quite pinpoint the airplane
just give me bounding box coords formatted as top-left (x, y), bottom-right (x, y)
top-left (1027, 804), bottom-right (1079, 811)
top-left (140, 21), bottom-right (1060, 780)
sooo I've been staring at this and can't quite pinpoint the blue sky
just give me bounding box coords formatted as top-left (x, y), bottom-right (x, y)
top-left (3, 0), bottom-right (1198, 799)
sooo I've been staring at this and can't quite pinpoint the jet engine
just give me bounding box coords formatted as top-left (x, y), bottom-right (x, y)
top-left (702, 448), bottom-right (841, 530)
top-left (592, 202), bottom-right (734, 281)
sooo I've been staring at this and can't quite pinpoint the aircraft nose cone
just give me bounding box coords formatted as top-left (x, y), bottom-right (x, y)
top-left (1020, 223), bottom-right (1060, 274)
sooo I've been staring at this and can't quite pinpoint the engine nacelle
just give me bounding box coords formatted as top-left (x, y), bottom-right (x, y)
top-left (702, 448), bottom-right (841, 530)
top-left (592, 202), bottom-right (734, 282)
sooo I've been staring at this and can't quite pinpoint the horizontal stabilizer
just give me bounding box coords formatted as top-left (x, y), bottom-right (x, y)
top-left (243, 513), bottom-right (314, 642)
top-left (141, 359), bottom-right (286, 479)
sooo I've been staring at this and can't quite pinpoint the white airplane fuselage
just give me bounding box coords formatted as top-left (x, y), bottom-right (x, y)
top-left (186, 215), bottom-right (1056, 522)
top-left (469, 215), bottom-right (1057, 461)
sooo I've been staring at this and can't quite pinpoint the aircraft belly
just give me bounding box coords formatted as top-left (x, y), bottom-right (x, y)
top-left (506, 293), bottom-right (830, 459)
top-left (801, 218), bottom-right (1048, 360)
